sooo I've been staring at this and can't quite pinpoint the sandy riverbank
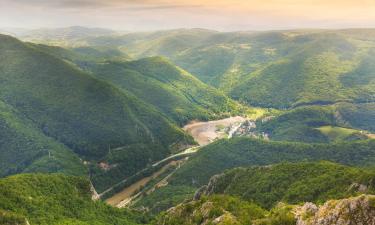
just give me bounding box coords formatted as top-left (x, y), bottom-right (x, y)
top-left (183, 116), bottom-right (246, 146)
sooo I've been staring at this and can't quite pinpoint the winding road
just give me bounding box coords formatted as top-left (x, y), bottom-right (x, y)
top-left (103, 116), bottom-right (247, 207)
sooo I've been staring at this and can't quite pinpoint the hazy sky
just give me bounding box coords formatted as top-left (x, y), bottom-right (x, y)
top-left (1, 0), bottom-right (375, 31)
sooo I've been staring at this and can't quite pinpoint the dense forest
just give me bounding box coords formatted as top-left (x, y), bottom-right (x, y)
top-left (0, 28), bottom-right (375, 225)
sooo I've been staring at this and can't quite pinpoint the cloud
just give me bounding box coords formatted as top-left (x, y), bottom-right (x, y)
top-left (6, 0), bottom-right (200, 10)
top-left (1, 0), bottom-right (375, 30)
top-left (6, 0), bottom-right (111, 9)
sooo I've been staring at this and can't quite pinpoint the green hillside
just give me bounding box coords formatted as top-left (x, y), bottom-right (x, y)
top-left (33, 42), bottom-right (246, 126)
top-left (136, 138), bottom-right (375, 212)
top-left (171, 138), bottom-right (375, 187)
top-left (230, 34), bottom-right (375, 108)
top-left (155, 162), bottom-right (375, 225)
top-left (89, 56), bottom-right (244, 125)
top-left (0, 34), bottom-right (192, 191)
top-left (36, 44), bottom-right (131, 65)
top-left (335, 102), bottom-right (375, 132)
top-left (202, 162), bottom-right (375, 208)
top-left (0, 174), bottom-right (148, 225)
top-left (255, 106), bottom-right (335, 143)
top-left (0, 100), bottom-right (85, 177)
top-left (60, 29), bottom-right (375, 109)
top-left (20, 26), bottom-right (117, 47)
top-left (255, 103), bottom-right (375, 143)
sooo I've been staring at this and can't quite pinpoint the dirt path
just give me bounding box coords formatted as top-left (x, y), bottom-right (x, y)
top-left (183, 116), bottom-right (246, 145)
top-left (106, 161), bottom-right (179, 206)
top-left (104, 116), bottom-right (247, 207)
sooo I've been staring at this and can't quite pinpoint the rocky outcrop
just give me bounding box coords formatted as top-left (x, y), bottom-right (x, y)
top-left (295, 195), bottom-right (375, 225)
top-left (160, 200), bottom-right (240, 225)
top-left (193, 173), bottom-right (226, 200)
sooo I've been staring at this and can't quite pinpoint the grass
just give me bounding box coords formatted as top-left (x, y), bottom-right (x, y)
top-left (316, 126), bottom-right (368, 142)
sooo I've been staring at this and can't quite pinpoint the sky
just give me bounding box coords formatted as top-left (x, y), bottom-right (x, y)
top-left (1, 0), bottom-right (375, 31)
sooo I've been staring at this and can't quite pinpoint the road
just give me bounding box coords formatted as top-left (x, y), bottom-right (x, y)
top-left (101, 116), bottom-right (248, 207)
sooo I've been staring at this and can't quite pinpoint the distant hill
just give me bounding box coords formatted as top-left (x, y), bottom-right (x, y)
top-left (18, 26), bottom-right (118, 46)
top-left (0, 174), bottom-right (147, 225)
top-left (255, 103), bottom-right (375, 143)
top-left (89, 56), bottom-right (244, 125)
top-left (54, 28), bottom-right (375, 109)
top-left (0, 34), bottom-right (193, 192)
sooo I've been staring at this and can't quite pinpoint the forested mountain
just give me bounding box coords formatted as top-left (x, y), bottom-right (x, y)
top-left (255, 103), bottom-right (375, 143)
top-left (1, 27), bottom-right (375, 225)
top-left (0, 34), bottom-right (193, 191)
top-left (34, 28), bottom-right (375, 109)
top-left (18, 26), bottom-right (118, 47)
top-left (197, 161), bottom-right (375, 208)
top-left (0, 99), bottom-right (85, 177)
top-left (136, 138), bottom-right (375, 212)
top-left (0, 174), bottom-right (148, 225)
top-left (157, 162), bottom-right (375, 225)
top-left (88, 57), bottom-right (244, 125)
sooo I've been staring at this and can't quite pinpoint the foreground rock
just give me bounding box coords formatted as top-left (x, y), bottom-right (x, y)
top-left (295, 195), bottom-right (375, 225)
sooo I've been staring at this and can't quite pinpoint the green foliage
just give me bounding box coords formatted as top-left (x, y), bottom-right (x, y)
top-left (336, 102), bottom-right (375, 132)
top-left (206, 162), bottom-right (375, 208)
top-left (0, 99), bottom-right (85, 177)
top-left (63, 29), bottom-right (375, 109)
top-left (256, 104), bottom-right (374, 142)
top-left (253, 203), bottom-right (296, 225)
top-left (316, 126), bottom-right (368, 142)
top-left (134, 185), bottom-right (196, 214)
top-left (0, 209), bottom-right (27, 225)
top-left (0, 174), bottom-right (148, 225)
top-left (256, 106), bottom-right (335, 142)
top-left (155, 195), bottom-right (266, 225)
top-left (170, 138), bottom-right (375, 188)
top-left (135, 138), bottom-right (375, 212)
top-left (0, 34), bottom-right (192, 191)
top-left (88, 56), bottom-right (243, 125)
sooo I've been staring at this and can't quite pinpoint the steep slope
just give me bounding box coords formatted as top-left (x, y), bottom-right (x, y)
top-left (0, 34), bottom-right (192, 191)
top-left (156, 161), bottom-right (375, 225)
top-left (198, 162), bottom-right (375, 209)
top-left (230, 33), bottom-right (375, 108)
top-left (135, 138), bottom-right (375, 212)
top-left (170, 138), bottom-right (375, 188)
top-left (0, 100), bottom-right (85, 177)
top-left (90, 57), bottom-right (243, 125)
top-left (0, 174), bottom-right (147, 225)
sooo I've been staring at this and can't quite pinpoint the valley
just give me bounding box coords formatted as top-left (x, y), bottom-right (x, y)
top-left (106, 160), bottom-right (180, 207)
top-left (0, 27), bottom-right (375, 225)
top-left (104, 116), bottom-right (251, 208)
